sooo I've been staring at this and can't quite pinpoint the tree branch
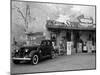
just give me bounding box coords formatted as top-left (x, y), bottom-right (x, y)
top-left (15, 6), bottom-right (26, 22)
top-left (13, 5), bottom-right (27, 31)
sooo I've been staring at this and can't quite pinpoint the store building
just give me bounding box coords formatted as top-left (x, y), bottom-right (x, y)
top-left (46, 17), bottom-right (96, 55)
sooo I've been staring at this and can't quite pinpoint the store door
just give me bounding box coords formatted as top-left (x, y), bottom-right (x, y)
top-left (73, 31), bottom-right (80, 53)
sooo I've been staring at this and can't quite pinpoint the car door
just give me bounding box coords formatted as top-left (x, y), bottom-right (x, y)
top-left (40, 41), bottom-right (47, 56)
top-left (45, 41), bottom-right (50, 55)
top-left (46, 41), bottom-right (53, 55)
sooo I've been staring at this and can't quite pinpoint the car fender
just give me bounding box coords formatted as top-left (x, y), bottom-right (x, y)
top-left (29, 50), bottom-right (39, 58)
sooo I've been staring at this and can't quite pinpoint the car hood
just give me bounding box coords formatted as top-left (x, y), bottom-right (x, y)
top-left (13, 45), bottom-right (39, 57)
top-left (14, 45), bottom-right (38, 52)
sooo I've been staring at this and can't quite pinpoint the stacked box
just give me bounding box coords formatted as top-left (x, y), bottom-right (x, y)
top-left (77, 43), bottom-right (82, 53)
top-left (86, 41), bottom-right (92, 53)
top-left (67, 42), bottom-right (73, 55)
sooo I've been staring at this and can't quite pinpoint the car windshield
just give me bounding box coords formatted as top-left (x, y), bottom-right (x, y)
top-left (41, 40), bottom-right (52, 46)
top-left (41, 41), bottom-right (47, 45)
top-left (20, 47), bottom-right (28, 50)
top-left (20, 45), bottom-right (38, 51)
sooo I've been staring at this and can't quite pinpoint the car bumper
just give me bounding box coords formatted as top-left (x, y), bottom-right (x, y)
top-left (12, 57), bottom-right (31, 60)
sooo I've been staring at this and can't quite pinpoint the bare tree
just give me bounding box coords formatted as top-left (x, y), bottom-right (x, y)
top-left (13, 4), bottom-right (35, 32)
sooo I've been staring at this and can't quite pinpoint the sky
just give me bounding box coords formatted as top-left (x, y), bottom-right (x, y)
top-left (11, 1), bottom-right (95, 41)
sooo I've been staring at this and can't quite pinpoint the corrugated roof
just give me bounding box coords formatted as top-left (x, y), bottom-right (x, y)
top-left (46, 20), bottom-right (96, 31)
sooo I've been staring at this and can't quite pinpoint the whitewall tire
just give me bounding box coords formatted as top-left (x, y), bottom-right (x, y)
top-left (51, 51), bottom-right (56, 59)
top-left (32, 54), bottom-right (39, 65)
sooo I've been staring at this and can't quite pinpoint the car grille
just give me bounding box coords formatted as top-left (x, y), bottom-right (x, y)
top-left (14, 50), bottom-right (29, 58)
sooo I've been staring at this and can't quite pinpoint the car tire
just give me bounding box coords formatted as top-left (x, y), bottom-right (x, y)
top-left (31, 54), bottom-right (39, 65)
top-left (50, 51), bottom-right (56, 59)
top-left (13, 60), bottom-right (20, 64)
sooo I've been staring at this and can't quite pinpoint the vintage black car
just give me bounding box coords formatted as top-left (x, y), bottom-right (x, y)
top-left (12, 40), bottom-right (56, 65)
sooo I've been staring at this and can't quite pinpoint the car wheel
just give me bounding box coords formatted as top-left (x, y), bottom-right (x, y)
top-left (50, 51), bottom-right (56, 59)
top-left (31, 54), bottom-right (39, 65)
top-left (13, 60), bottom-right (20, 64)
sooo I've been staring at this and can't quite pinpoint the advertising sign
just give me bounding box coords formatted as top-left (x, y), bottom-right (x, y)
top-left (80, 18), bottom-right (93, 24)
top-left (79, 18), bottom-right (93, 27)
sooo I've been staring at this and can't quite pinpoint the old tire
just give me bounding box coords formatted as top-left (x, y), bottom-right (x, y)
top-left (50, 51), bottom-right (56, 59)
top-left (13, 60), bottom-right (20, 64)
top-left (31, 54), bottom-right (39, 65)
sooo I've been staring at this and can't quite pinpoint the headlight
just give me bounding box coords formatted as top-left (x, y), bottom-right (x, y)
top-left (25, 49), bottom-right (28, 52)
top-left (39, 50), bottom-right (41, 53)
top-left (15, 50), bottom-right (18, 52)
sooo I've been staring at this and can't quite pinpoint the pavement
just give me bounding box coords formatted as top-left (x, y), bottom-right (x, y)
top-left (11, 53), bottom-right (96, 74)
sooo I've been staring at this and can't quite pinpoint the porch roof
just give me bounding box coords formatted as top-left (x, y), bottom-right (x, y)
top-left (46, 24), bottom-right (96, 31)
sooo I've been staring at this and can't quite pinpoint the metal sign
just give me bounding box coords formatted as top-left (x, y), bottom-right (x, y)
top-left (79, 18), bottom-right (93, 24)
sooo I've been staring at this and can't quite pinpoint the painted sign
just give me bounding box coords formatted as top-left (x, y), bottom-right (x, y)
top-left (79, 18), bottom-right (94, 27)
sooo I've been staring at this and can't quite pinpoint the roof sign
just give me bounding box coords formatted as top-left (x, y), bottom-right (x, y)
top-left (79, 18), bottom-right (93, 24)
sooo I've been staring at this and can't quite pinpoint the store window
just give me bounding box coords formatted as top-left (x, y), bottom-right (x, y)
top-left (89, 33), bottom-right (92, 41)
top-left (66, 31), bottom-right (71, 41)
